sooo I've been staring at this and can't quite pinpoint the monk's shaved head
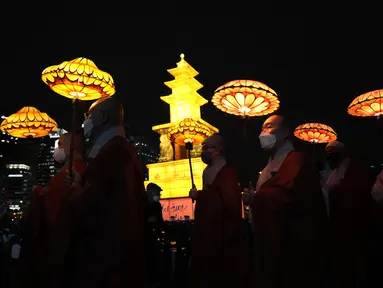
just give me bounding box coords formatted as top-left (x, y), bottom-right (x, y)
top-left (88, 97), bottom-right (124, 126)
top-left (259, 115), bottom-right (292, 152)
top-left (262, 115), bottom-right (291, 135)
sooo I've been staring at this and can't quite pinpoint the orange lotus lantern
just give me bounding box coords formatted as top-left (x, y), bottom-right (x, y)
top-left (42, 57), bottom-right (115, 101)
top-left (168, 118), bottom-right (214, 146)
top-left (212, 80), bottom-right (280, 118)
top-left (42, 57), bottom-right (115, 175)
top-left (168, 118), bottom-right (215, 191)
top-left (294, 123), bottom-right (337, 144)
top-left (347, 89), bottom-right (383, 118)
top-left (0, 107), bottom-right (58, 139)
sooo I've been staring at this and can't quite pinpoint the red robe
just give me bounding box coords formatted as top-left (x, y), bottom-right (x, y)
top-left (328, 159), bottom-right (372, 286)
top-left (251, 151), bottom-right (328, 288)
top-left (68, 136), bottom-right (147, 288)
top-left (20, 159), bottom-right (86, 287)
top-left (190, 165), bottom-right (248, 288)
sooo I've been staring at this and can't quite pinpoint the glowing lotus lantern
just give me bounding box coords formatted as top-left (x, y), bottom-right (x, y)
top-left (168, 118), bottom-right (214, 146)
top-left (42, 57), bottom-right (115, 175)
top-left (41, 57), bottom-right (115, 101)
top-left (212, 80), bottom-right (280, 118)
top-left (0, 107), bottom-right (57, 139)
top-left (169, 118), bottom-right (215, 189)
top-left (294, 123), bottom-right (337, 144)
top-left (347, 89), bottom-right (383, 118)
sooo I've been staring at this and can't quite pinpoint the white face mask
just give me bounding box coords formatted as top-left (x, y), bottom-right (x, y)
top-left (153, 195), bottom-right (160, 202)
top-left (259, 132), bottom-right (277, 150)
top-left (83, 119), bottom-right (93, 138)
top-left (53, 147), bottom-right (66, 163)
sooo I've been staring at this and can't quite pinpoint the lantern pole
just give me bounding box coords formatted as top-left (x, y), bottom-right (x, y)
top-left (185, 141), bottom-right (195, 188)
top-left (242, 114), bottom-right (248, 143)
top-left (185, 141), bottom-right (197, 207)
top-left (68, 98), bottom-right (78, 177)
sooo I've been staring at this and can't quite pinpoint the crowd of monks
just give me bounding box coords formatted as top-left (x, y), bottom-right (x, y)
top-left (17, 97), bottom-right (383, 288)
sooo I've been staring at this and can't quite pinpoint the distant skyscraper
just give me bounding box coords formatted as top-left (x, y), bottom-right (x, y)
top-left (0, 115), bottom-right (19, 176)
top-left (0, 132), bottom-right (19, 178)
top-left (0, 163), bottom-right (35, 203)
top-left (37, 128), bottom-right (67, 186)
top-left (131, 136), bottom-right (159, 180)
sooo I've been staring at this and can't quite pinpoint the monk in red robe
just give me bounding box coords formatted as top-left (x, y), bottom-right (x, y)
top-left (20, 132), bottom-right (86, 288)
top-left (64, 97), bottom-right (147, 288)
top-left (324, 140), bottom-right (372, 287)
top-left (189, 134), bottom-right (248, 288)
top-left (251, 115), bottom-right (328, 288)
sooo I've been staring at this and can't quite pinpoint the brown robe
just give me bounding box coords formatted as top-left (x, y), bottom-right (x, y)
top-left (190, 164), bottom-right (248, 288)
top-left (68, 136), bottom-right (147, 288)
top-left (251, 151), bottom-right (328, 288)
top-left (327, 159), bottom-right (372, 287)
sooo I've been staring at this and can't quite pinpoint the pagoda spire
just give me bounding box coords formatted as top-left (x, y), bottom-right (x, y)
top-left (160, 53), bottom-right (208, 123)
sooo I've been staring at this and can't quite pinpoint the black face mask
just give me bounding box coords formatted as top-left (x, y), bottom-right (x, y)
top-left (326, 152), bottom-right (341, 169)
top-left (201, 151), bottom-right (213, 165)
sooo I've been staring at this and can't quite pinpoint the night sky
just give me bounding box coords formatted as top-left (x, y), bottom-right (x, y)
top-left (2, 3), bottom-right (382, 183)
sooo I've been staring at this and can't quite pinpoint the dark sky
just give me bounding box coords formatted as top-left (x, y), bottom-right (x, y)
top-left (2, 3), bottom-right (382, 182)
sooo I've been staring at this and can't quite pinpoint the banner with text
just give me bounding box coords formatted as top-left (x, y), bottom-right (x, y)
top-left (160, 198), bottom-right (195, 221)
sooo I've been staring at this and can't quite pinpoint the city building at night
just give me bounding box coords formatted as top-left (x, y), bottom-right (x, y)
top-left (133, 137), bottom-right (159, 180)
top-left (1, 163), bottom-right (35, 205)
top-left (37, 128), bottom-right (67, 186)
top-left (0, 115), bottom-right (19, 178)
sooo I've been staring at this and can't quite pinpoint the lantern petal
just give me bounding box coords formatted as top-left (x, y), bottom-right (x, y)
top-left (42, 57), bottom-right (116, 101)
top-left (347, 89), bottom-right (383, 117)
top-left (168, 118), bottom-right (216, 146)
top-left (212, 80), bottom-right (279, 117)
top-left (0, 106), bottom-right (58, 139)
top-left (294, 122), bottom-right (337, 144)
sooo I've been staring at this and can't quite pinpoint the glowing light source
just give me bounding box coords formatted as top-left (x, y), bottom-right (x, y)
top-left (41, 57), bottom-right (115, 101)
top-left (144, 158), bottom-right (206, 198)
top-left (168, 118), bottom-right (214, 146)
top-left (158, 53), bottom-right (209, 124)
top-left (294, 123), bottom-right (337, 144)
top-left (212, 80), bottom-right (280, 117)
top-left (146, 54), bottom-right (217, 201)
top-left (347, 89), bottom-right (383, 117)
top-left (0, 107), bottom-right (58, 139)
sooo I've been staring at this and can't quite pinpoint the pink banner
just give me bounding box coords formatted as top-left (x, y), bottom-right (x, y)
top-left (160, 198), bottom-right (195, 221)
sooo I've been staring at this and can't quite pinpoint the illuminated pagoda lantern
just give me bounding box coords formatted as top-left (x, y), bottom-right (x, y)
top-left (0, 106), bottom-right (58, 139)
top-left (146, 54), bottom-right (218, 220)
top-left (42, 57), bottom-right (115, 173)
top-left (294, 122), bottom-right (337, 144)
top-left (347, 89), bottom-right (383, 119)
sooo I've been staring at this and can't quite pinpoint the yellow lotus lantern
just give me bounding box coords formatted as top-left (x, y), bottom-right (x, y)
top-left (347, 89), bottom-right (383, 118)
top-left (168, 118), bottom-right (214, 146)
top-left (42, 57), bottom-right (115, 101)
top-left (0, 107), bottom-right (58, 139)
top-left (294, 123), bottom-right (337, 144)
top-left (42, 57), bottom-right (115, 175)
top-left (212, 80), bottom-right (280, 118)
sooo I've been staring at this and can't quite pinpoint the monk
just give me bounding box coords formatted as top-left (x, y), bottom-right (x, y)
top-left (189, 134), bottom-right (248, 288)
top-left (251, 115), bottom-right (328, 288)
top-left (64, 97), bottom-right (147, 287)
top-left (324, 140), bottom-right (373, 287)
top-left (20, 133), bottom-right (86, 288)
